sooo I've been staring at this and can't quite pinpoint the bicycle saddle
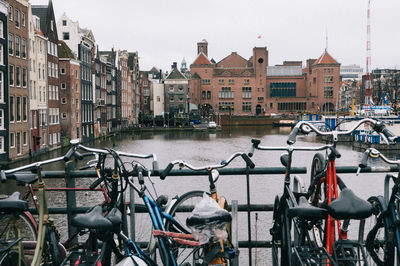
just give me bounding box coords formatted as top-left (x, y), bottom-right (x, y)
top-left (186, 210), bottom-right (232, 227)
top-left (0, 192), bottom-right (29, 213)
top-left (71, 206), bottom-right (112, 231)
top-left (327, 188), bottom-right (372, 220)
top-left (287, 196), bottom-right (328, 220)
top-left (106, 207), bottom-right (122, 233)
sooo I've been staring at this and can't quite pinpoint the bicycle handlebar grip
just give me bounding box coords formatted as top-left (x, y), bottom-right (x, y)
top-left (160, 163), bottom-right (174, 180)
top-left (287, 127), bottom-right (299, 145)
top-left (74, 151), bottom-right (84, 160)
top-left (0, 170), bottom-right (6, 183)
top-left (241, 154), bottom-right (255, 169)
top-left (63, 147), bottom-right (75, 162)
top-left (152, 160), bottom-right (159, 174)
top-left (359, 151), bottom-right (369, 169)
top-left (89, 176), bottom-right (104, 190)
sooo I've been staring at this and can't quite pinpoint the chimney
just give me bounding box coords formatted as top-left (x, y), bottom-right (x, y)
top-left (172, 62), bottom-right (177, 69)
top-left (197, 39), bottom-right (208, 57)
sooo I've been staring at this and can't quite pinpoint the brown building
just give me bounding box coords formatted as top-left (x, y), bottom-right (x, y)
top-left (139, 71), bottom-right (151, 116)
top-left (118, 50), bottom-right (129, 128)
top-left (32, 0), bottom-right (61, 148)
top-left (8, 0), bottom-right (30, 159)
top-left (190, 40), bottom-right (341, 115)
top-left (58, 41), bottom-right (80, 140)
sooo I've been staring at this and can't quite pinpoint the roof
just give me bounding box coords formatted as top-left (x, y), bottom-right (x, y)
top-left (267, 66), bottom-right (303, 76)
top-left (192, 53), bottom-right (212, 65)
top-left (191, 72), bottom-right (201, 79)
top-left (98, 51), bottom-right (115, 64)
top-left (166, 68), bottom-right (186, 80)
top-left (127, 52), bottom-right (137, 69)
top-left (313, 50), bottom-right (339, 65)
top-left (216, 52), bottom-right (249, 68)
top-left (58, 40), bottom-right (75, 59)
top-left (32, 5), bottom-right (49, 35)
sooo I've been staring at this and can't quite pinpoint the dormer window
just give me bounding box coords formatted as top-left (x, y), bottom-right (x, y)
top-left (62, 20), bottom-right (67, 26)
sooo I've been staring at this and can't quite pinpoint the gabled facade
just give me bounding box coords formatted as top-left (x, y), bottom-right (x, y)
top-left (127, 52), bottom-right (139, 125)
top-left (139, 71), bottom-right (151, 116)
top-left (117, 50), bottom-right (129, 128)
top-left (0, 0), bottom-right (8, 163)
top-left (32, 0), bottom-right (61, 148)
top-left (164, 62), bottom-right (189, 115)
top-left (8, 0), bottom-right (30, 159)
top-left (94, 49), bottom-right (107, 135)
top-left (28, 10), bottom-right (48, 154)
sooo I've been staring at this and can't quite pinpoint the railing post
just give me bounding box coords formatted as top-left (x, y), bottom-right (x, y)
top-left (65, 161), bottom-right (77, 246)
top-left (231, 200), bottom-right (239, 266)
top-left (245, 166), bottom-right (252, 266)
top-left (129, 183), bottom-right (136, 241)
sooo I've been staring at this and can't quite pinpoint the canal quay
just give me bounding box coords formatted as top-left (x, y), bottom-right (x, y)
top-left (2, 125), bottom-right (395, 265)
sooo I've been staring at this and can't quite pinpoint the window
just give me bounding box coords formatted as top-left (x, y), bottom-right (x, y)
top-left (207, 91), bottom-right (211, 99)
top-left (10, 96), bottom-right (14, 122)
top-left (16, 96), bottom-right (21, 121)
top-left (324, 76), bottom-right (334, 83)
top-left (16, 66), bottom-right (20, 87)
top-left (62, 20), bottom-right (67, 26)
top-left (9, 65), bottom-right (14, 86)
top-left (63, 32), bottom-right (69, 40)
top-left (23, 97), bottom-right (27, 121)
top-left (242, 87), bottom-right (252, 98)
top-left (21, 12), bottom-right (25, 26)
top-left (0, 109), bottom-right (3, 129)
top-left (244, 79), bottom-right (250, 85)
top-left (15, 36), bottom-right (20, 57)
top-left (21, 39), bottom-right (26, 58)
top-left (10, 132), bottom-right (14, 148)
top-left (242, 102), bottom-right (251, 112)
top-left (0, 72), bottom-right (3, 102)
top-left (218, 87), bottom-right (234, 99)
top-left (269, 82), bottom-right (296, 98)
top-left (61, 68), bottom-right (65, 74)
top-left (228, 79), bottom-right (234, 85)
top-left (324, 87), bottom-right (333, 98)
top-left (62, 112), bottom-right (67, 119)
top-left (201, 79), bottom-right (210, 85)
top-left (258, 96), bottom-right (264, 103)
top-left (218, 79), bottom-right (224, 85)
top-left (8, 6), bottom-right (12, 21)
top-left (8, 33), bottom-right (13, 55)
top-left (22, 68), bottom-right (27, 87)
top-left (23, 132), bottom-right (27, 145)
top-left (0, 21), bottom-right (3, 38)
top-left (61, 83), bottom-right (66, 89)
top-left (270, 102), bottom-right (273, 108)
top-left (61, 98), bottom-right (67, 104)
top-left (0, 45), bottom-right (2, 65)
top-left (0, 136), bottom-right (3, 153)
top-left (218, 102), bottom-right (234, 112)
top-left (15, 9), bottom-right (19, 28)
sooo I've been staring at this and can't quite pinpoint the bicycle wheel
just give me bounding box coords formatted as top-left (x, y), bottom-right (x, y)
top-left (0, 212), bottom-right (37, 264)
top-left (271, 195), bottom-right (280, 266)
top-left (164, 190), bottom-right (207, 265)
top-left (0, 250), bottom-right (27, 266)
top-left (362, 196), bottom-right (389, 266)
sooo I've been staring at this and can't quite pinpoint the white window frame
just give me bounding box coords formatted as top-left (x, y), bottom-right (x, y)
top-left (10, 132), bottom-right (15, 148)
top-left (0, 136), bottom-right (4, 153)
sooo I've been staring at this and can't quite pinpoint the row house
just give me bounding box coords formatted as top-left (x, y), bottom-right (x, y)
top-left (128, 52), bottom-right (140, 125)
top-left (0, 1), bottom-right (8, 162)
top-left (32, 0), bottom-right (61, 148)
top-left (28, 11), bottom-right (47, 154)
top-left (8, 0), bottom-right (29, 159)
top-left (58, 40), bottom-right (80, 140)
top-left (118, 50), bottom-right (129, 128)
top-left (164, 62), bottom-right (189, 115)
top-left (190, 40), bottom-right (341, 116)
top-left (139, 70), bottom-right (150, 116)
top-left (99, 50), bottom-right (117, 132)
top-left (93, 49), bottom-right (106, 135)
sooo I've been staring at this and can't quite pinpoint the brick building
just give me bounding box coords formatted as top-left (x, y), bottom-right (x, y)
top-left (58, 40), bottom-right (80, 140)
top-left (0, 1), bottom-right (8, 162)
top-left (94, 50), bottom-right (107, 135)
top-left (190, 40), bottom-right (341, 115)
top-left (164, 62), bottom-right (189, 114)
top-left (8, 0), bottom-right (30, 159)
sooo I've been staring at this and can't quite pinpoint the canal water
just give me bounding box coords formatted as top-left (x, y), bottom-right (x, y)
top-left (2, 125), bottom-right (396, 265)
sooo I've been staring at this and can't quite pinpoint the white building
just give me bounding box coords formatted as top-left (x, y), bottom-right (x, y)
top-left (152, 83), bottom-right (164, 117)
top-left (340, 64), bottom-right (363, 80)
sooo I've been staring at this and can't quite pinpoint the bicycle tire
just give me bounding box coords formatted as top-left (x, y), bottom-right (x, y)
top-left (0, 212), bottom-right (37, 264)
top-left (364, 196), bottom-right (392, 266)
top-left (0, 249), bottom-right (27, 266)
top-left (271, 195), bottom-right (280, 266)
top-left (310, 153), bottom-right (326, 204)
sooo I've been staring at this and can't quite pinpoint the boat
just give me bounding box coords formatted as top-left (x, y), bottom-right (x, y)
top-left (273, 120), bottom-right (296, 127)
top-left (207, 121), bottom-right (217, 129)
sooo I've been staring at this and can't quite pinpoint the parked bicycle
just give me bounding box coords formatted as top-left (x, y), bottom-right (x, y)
top-left (358, 147), bottom-right (400, 266)
top-left (159, 151), bottom-right (255, 265)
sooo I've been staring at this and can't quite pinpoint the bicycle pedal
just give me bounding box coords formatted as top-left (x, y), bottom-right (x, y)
top-left (293, 246), bottom-right (336, 265)
top-left (332, 239), bottom-right (368, 263)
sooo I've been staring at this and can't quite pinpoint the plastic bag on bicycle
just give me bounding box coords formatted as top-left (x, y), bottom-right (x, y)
top-left (186, 193), bottom-right (232, 244)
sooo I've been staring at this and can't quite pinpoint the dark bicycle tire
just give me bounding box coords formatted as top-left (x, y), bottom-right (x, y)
top-left (364, 196), bottom-right (392, 266)
top-left (0, 249), bottom-right (27, 266)
top-left (0, 212), bottom-right (37, 264)
top-left (271, 195), bottom-right (280, 266)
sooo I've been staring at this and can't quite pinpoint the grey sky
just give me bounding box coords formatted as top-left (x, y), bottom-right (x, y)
top-left (30, 0), bottom-right (400, 73)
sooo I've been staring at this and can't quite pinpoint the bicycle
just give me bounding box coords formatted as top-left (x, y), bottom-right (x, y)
top-left (287, 118), bottom-right (396, 264)
top-left (159, 151), bottom-right (255, 265)
top-left (358, 147), bottom-right (400, 266)
top-left (249, 139), bottom-right (339, 266)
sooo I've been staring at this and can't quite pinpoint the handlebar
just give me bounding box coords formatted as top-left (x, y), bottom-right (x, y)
top-left (359, 148), bottom-right (400, 169)
top-left (160, 152), bottom-right (255, 180)
top-left (287, 118), bottom-right (397, 145)
top-left (250, 138), bottom-right (337, 154)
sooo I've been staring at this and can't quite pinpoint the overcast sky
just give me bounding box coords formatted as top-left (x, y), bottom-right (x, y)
top-left (30, 0), bottom-right (400, 73)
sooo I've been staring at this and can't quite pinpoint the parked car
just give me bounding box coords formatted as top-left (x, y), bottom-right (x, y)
top-left (207, 121), bottom-right (217, 129)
